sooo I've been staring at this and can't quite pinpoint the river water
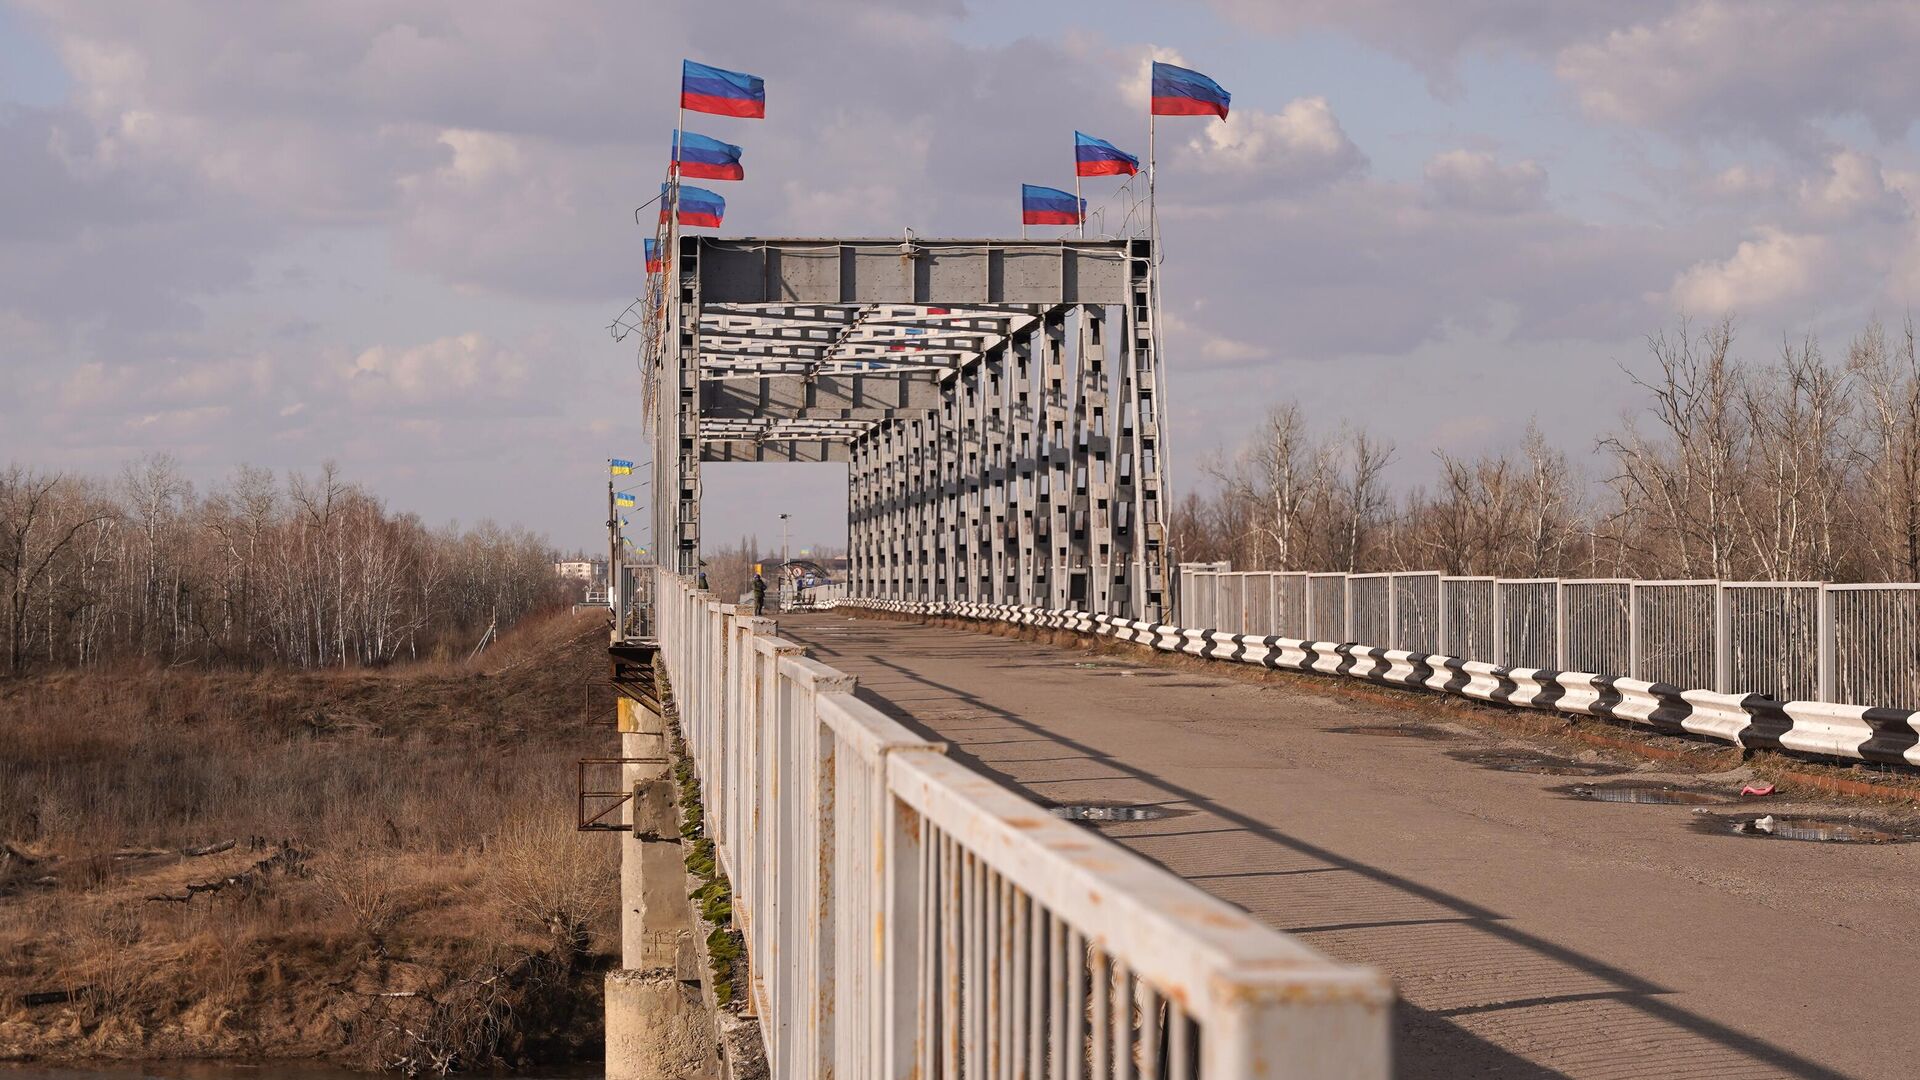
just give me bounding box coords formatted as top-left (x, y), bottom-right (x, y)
top-left (0, 1065), bottom-right (602, 1079)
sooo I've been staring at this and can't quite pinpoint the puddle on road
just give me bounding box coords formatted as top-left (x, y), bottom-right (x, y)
top-left (1049, 802), bottom-right (1185, 823)
top-left (1328, 724), bottom-right (1455, 740)
top-left (1563, 781), bottom-right (1732, 805)
top-left (1449, 748), bottom-right (1630, 777)
top-left (1699, 813), bottom-right (1914, 844)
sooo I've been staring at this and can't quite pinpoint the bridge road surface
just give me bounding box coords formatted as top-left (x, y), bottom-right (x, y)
top-left (778, 612), bottom-right (1920, 1080)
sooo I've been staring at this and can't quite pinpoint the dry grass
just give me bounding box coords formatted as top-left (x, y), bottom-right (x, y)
top-left (0, 607), bottom-right (622, 1071)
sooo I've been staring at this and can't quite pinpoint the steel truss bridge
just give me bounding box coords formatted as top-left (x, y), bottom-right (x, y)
top-left (615, 232), bottom-right (1915, 1080)
top-left (648, 236), bottom-right (1170, 621)
top-left (620, 234), bottom-right (1397, 1079)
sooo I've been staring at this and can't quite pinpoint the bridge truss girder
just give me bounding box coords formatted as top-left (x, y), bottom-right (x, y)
top-left (650, 237), bottom-right (1168, 620)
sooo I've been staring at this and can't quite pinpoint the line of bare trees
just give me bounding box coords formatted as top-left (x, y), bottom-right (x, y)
top-left (0, 456), bottom-right (568, 674)
top-left (1176, 316), bottom-right (1920, 584)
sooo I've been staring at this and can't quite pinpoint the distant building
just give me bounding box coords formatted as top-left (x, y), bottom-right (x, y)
top-left (554, 559), bottom-right (605, 584)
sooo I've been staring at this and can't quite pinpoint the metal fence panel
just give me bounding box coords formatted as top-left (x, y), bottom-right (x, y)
top-left (1829, 584), bottom-right (1920, 710)
top-left (1307, 573), bottom-right (1349, 642)
top-left (1221, 573), bottom-right (1247, 635)
top-left (1349, 574), bottom-right (1392, 649)
top-left (1562, 580), bottom-right (1629, 675)
top-left (1632, 581), bottom-right (1716, 689)
top-left (1247, 572), bottom-right (1278, 636)
top-left (1441, 577), bottom-right (1496, 661)
top-left (1391, 573), bottom-right (1441, 654)
top-left (1497, 579), bottom-right (1558, 669)
top-left (1192, 571), bottom-right (1217, 629)
top-left (1275, 572), bottom-right (1309, 638)
top-left (1723, 582), bottom-right (1821, 702)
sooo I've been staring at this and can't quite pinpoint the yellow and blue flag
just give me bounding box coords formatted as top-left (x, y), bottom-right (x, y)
top-left (610, 458), bottom-right (634, 475)
top-left (615, 492), bottom-right (637, 508)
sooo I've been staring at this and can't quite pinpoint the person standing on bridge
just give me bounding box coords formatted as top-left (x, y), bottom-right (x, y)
top-left (752, 571), bottom-right (767, 616)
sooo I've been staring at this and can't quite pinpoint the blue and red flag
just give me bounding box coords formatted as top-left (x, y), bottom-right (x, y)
top-left (1074, 132), bottom-right (1139, 177)
top-left (1021, 184), bottom-right (1084, 227)
top-left (1150, 61), bottom-right (1230, 119)
top-left (661, 183), bottom-right (726, 228)
top-left (644, 238), bottom-right (663, 273)
top-left (681, 60), bottom-right (766, 118)
top-left (673, 130), bottom-right (745, 181)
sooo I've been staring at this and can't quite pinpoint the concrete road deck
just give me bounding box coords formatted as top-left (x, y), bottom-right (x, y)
top-left (779, 611), bottom-right (1920, 1080)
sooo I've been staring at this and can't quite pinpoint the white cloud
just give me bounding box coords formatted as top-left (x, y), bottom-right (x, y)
top-left (1797, 150), bottom-right (1906, 225)
top-left (1666, 227), bottom-right (1826, 313)
top-left (1556, 1), bottom-right (1920, 147)
top-left (1424, 150), bottom-right (1548, 214)
top-left (345, 332), bottom-right (533, 406)
top-left (1202, 0), bottom-right (1675, 86)
top-left (1699, 164), bottom-right (1777, 201)
top-left (1184, 98), bottom-right (1367, 190)
top-left (1162, 310), bottom-right (1268, 367)
top-left (1202, 1), bottom-right (1920, 151)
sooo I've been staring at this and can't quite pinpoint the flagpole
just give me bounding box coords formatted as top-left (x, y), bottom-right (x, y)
top-left (1075, 171), bottom-right (1084, 239)
top-left (672, 104), bottom-right (685, 248)
top-left (1148, 111), bottom-right (1156, 253)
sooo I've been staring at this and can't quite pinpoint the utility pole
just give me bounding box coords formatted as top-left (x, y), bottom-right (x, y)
top-left (779, 512), bottom-right (791, 610)
top-left (607, 478), bottom-right (619, 618)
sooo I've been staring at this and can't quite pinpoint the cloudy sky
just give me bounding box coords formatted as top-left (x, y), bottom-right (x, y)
top-left (5, 1), bottom-right (1919, 554)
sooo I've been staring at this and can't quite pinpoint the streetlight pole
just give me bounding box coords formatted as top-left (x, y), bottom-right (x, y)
top-left (606, 478), bottom-right (618, 618)
top-left (779, 513), bottom-right (791, 610)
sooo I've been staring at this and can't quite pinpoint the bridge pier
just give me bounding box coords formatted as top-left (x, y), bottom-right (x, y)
top-left (606, 649), bottom-right (720, 1080)
top-left (617, 693), bottom-right (687, 968)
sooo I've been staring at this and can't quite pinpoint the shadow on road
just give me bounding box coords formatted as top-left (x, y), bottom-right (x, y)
top-left (794, 615), bottom-right (1850, 1080)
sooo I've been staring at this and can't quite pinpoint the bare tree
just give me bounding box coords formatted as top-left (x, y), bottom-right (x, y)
top-left (0, 458), bottom-right (568, 672)
top-left (1734, 335), bottom-right (1853, 579)
top-left (1851, 318), bottom-right (1920, 579)
top-left (1601, 317), bottom-right (1745, 577)
top-left (0, 469), bottom-right (108, 674)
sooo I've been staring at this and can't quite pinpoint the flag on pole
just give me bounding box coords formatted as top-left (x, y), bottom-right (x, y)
top-left (672, 130), bottom-right (745, 180)
top-left (1021, 184), bottom-right (1084, 226)
top-left (1150, 61), bottom-right (1231, 118)
top-left (615, 492), bottom-right (637, 508)
top-left (661, 183), bottom-right (726, 228)
top-left (610, 459), bottom-right (634, 475)
top-left (681, 60), bottom-right (766, 118)
top-left (1074, 132), bottom-right (1139, 176)
top-left (644, 239), bottom-right (663, 274)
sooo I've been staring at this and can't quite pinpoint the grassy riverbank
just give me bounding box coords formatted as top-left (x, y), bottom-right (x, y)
top-left (0, 609), bottom-right (619, 1073)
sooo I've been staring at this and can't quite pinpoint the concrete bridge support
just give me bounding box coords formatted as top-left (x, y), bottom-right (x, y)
top-left (605, 655), bottom-right (720, 1080)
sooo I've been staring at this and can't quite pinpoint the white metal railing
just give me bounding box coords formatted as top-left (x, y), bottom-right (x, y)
top-left (656, 569), bottom-right (1390, 1079)
top-left (1180, 567), bottom-right (1920, 711)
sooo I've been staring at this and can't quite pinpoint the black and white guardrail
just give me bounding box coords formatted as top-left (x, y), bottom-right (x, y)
top-left (827, 597), bottom-right (1920, 769)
